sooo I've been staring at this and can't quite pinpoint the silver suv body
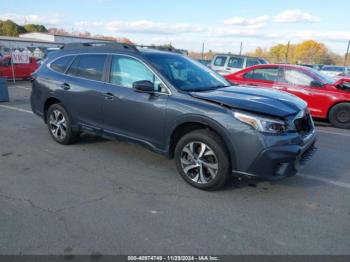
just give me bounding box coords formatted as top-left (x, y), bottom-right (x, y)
top-left (210, 54), bottom-right (268, 76)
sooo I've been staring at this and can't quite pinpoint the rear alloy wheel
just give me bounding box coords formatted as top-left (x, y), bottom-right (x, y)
top-left (329, 103), bottom-right (350, 129)
top-left (175, 130), bottom-right (230, 190)
top-left (46, 104), bottom-right (79, 144)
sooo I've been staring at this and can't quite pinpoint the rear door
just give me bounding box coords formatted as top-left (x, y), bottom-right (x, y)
top-left (61, 54), bottom-right (108, 129)
top-left (240, 66), bottom-right (281, 89)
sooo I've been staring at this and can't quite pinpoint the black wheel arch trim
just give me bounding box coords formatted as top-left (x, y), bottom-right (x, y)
top-left (166, 114), bottom-right (237, 168)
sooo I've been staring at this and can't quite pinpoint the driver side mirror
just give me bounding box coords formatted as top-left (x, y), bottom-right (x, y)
top-left (132, 80), bottom-right (155, 93)
top-left (310, 80), bottom-right (323, 87)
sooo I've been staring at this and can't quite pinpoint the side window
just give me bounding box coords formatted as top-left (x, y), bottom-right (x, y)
top-left (243, 70), bottom-right (254, 79)
top-left (213, 56), bottom-right (227, 67)
top-left (67, 54), bottom-right (107, 81)
top-left (246, 58), bottom-right (259, 68)
top-left (50, 56), bottom-right (74, 73)
top-left (284, 69), bottom-right (314, 86)
top-left (227, 57), bottom-right (244, 69)
top-left (244, 68), bottom-right (278, 81)
top-left (109, 56), bottom-right (164, 92)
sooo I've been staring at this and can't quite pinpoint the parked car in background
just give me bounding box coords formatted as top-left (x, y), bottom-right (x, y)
top-left (320, 65), bottom-right (349, 78)
top-left (0, 55), bottom-right (39, 79)
top-left (197, 59), bottom-right (211, 67)
top-left (210, 54), bottom-right (268, 75)
top-left (225, 64), bottom-right (350, 129)
top-left (30, 42), bottom-right (316, 190)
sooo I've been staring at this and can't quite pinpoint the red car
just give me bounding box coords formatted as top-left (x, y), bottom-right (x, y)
top-left (0, 55), bottom-right (39, 79)
top-left (225, 64), bottom-right (350, 129)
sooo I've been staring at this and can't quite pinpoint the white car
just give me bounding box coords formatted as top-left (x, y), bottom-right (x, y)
top-left (320, 66), bottom-right (349, 78)
top-left (210, 54), bottom-right (268, 76)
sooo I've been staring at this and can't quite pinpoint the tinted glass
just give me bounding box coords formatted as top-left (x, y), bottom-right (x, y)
top-left (67, 54), bottom-right (107, 81)
top-left (51, 56), bottom-right (74, 73)
top-left (244, 68), bottom-right (278, 81)
top-left (213, 56), bottom-right (227, 67)
top-left (227, 57), bottom-right (244, 69)
top-left (144, 53), bottom-right (230, 91)
top-left (246, 58), bottom-right (259, 68)
top-left (284, 69), bottom-right (314, 86)
top-left (110, 56), bottom-right (163, 92)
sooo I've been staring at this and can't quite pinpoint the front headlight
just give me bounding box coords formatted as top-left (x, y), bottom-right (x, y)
top-left (233, 111), bottom-right (289, 133)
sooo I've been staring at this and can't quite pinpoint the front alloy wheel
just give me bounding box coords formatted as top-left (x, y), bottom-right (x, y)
top-left (175, 129), bottom-right (230, 190)
top-left (180, 141), bottom-right (218, 184)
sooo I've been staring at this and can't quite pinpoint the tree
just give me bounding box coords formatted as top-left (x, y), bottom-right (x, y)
top-left (246, 40), bottom-right (343, 65)
top-left (294, 40), bottom-right (328, 64)
top-left (0, 20), bottom-right (26, 36)
top-left (23, 24), bottom-right (48, 33)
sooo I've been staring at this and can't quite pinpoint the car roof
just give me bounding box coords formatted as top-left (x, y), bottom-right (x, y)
top-left (245, 63), bottom-right (312, 70)
top-left (50, 42), bottom-right (181, 58)
top-left (213, 54), bottom-right (263, 59)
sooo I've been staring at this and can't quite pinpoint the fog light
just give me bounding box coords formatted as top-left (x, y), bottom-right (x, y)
top-left (275, 163), bottom-right (289, 177)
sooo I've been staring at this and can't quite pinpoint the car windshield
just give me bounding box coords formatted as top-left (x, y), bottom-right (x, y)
top-left (144, 53), bottom-right (230, 91)
top-left (308, 68), bottom-right (335, 84)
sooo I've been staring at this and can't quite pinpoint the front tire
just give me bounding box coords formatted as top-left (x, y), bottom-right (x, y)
top-left (329, 103), bottom-right (350, 129)
top-left (174, 129), bottom-right (230, 190)
top-left (46, 103), bottom-right (79, 144)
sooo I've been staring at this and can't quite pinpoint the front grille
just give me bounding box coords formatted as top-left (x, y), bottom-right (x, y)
top-left (294, 112), bottom-right (313, 137)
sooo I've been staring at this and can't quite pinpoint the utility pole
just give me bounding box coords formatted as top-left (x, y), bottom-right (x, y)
top-left (285, 41), bottom-right (290, 64)
top-left (201, 42), bottom-right (205, 60)
top-left (239, 41), bottom-right (243, 56)
top-left (344, 40), bottom-right (350, 69)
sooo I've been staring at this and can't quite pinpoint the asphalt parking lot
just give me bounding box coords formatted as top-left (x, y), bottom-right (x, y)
top-left (0, 81), bottom-right (350, 255)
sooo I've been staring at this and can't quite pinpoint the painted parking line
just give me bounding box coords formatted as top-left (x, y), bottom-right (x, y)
top-left (0, 104), bottom-right (33, 114)
top-left (317, 129), bottom-right (350, 137)
top-left (299, 174), bottom-right (350, 189)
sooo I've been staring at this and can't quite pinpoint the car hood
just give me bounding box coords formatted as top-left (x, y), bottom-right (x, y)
top-left (189, 86), bottom-right (307, 117)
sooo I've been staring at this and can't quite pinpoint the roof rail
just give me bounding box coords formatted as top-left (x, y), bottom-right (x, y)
top-left (136, 45), bottom-right (186, 54)
top-left (61, 42), bottom-right (139, 52)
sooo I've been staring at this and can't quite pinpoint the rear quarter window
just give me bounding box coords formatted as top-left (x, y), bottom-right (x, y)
top-left (50, 56), bottom-right (75, 73)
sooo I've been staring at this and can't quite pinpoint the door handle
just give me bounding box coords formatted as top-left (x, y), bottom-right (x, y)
top-left (104, 92), bottom-right (116, 100)
top-left (60, 83), bottom-right (70, 90)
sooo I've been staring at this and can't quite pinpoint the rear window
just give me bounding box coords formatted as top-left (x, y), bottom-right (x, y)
top-left (213, 56), bottom-right (227, 67)
top-left (67, 54), bottom-right (107, 81)
top-left (50, 56), bottom-right (74, 73)
top-left (227, 56), bottom-right (244, 69)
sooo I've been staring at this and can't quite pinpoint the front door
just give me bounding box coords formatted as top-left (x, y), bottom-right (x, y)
top-left (102, 55), bottom-right (169, 149)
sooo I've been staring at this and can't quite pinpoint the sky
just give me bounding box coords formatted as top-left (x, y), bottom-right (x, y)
top-left (1, 0), bottom-right (349, 54)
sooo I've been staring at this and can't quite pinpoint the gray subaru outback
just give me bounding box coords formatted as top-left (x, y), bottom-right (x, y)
top-left (30, 42), bottom-right (317, 190)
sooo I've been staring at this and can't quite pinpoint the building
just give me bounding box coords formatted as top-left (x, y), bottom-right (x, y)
top-left (0, 32), bottom-right (114, 56)
top-left (19, 32), bottom-right (114, 44)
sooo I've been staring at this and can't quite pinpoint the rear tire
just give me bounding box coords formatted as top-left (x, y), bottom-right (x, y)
top-left (46, 103), bottom-right (79, 144)
top-left (174, 129), bottom-right (230, 190)
top-left (329, 103), bottom-right (350, 129)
